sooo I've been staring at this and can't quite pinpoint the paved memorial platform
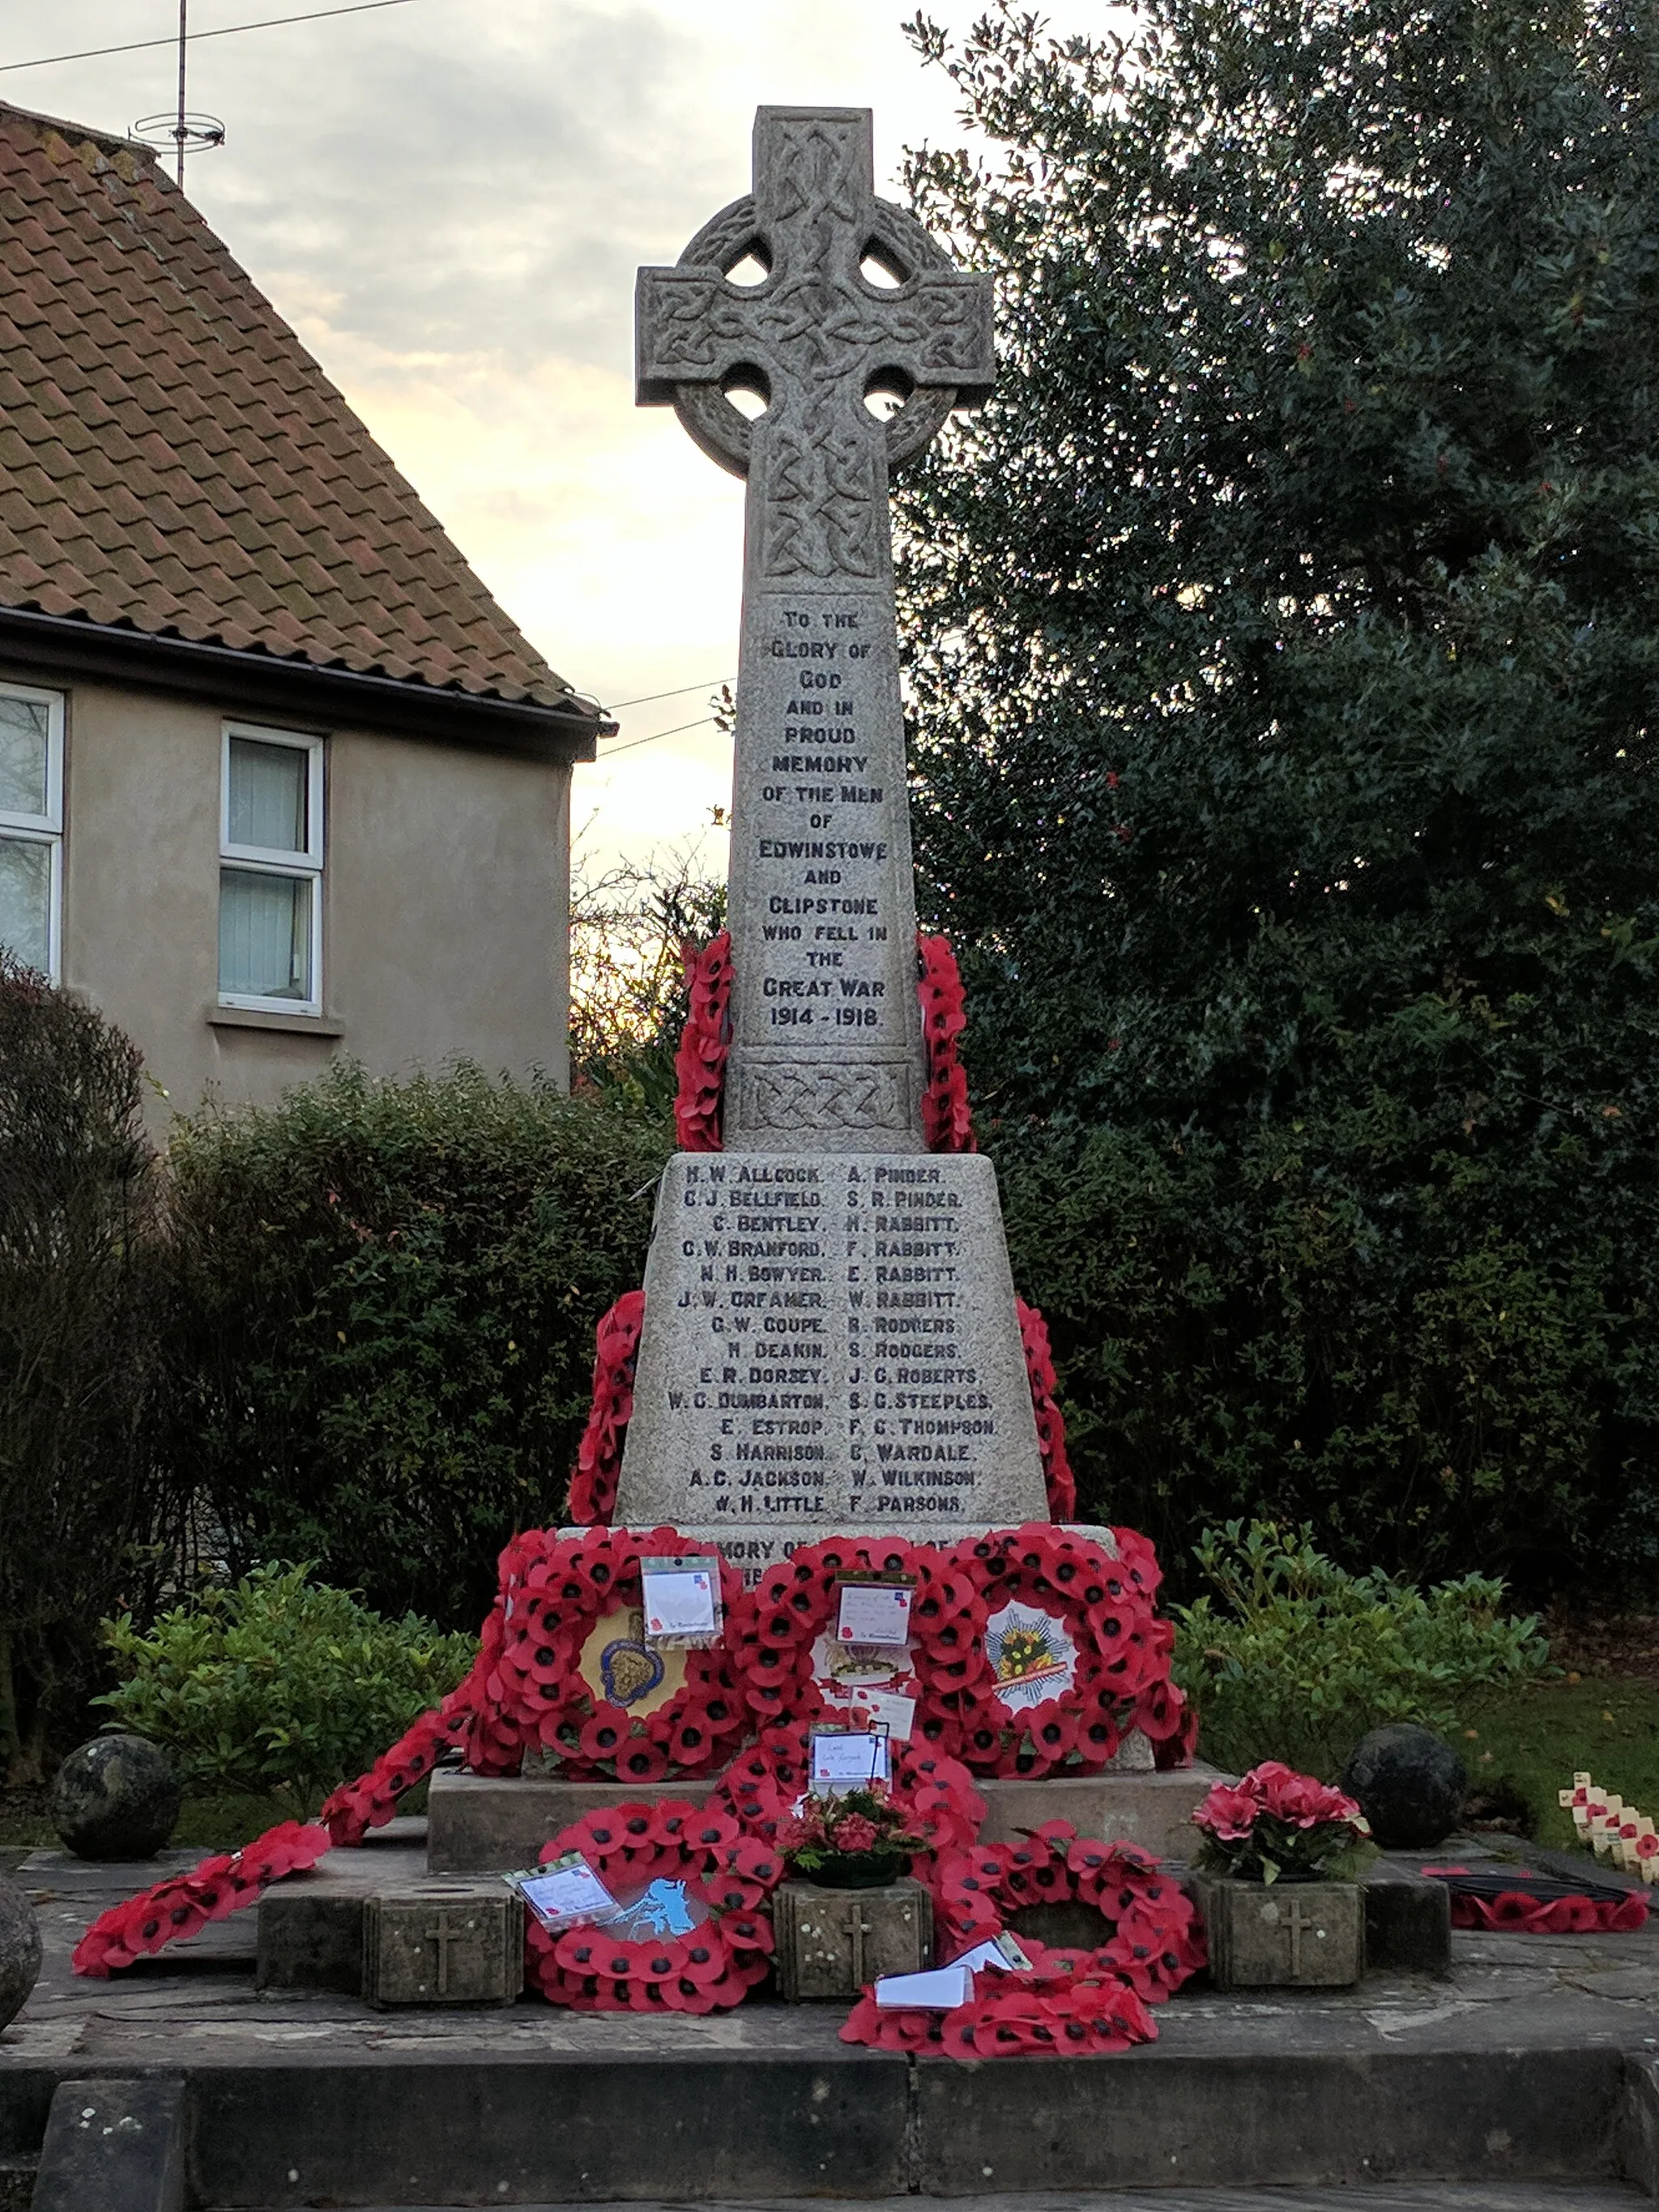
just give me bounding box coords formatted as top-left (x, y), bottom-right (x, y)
top-left (4, 1822), bottom-right (1659, 2206)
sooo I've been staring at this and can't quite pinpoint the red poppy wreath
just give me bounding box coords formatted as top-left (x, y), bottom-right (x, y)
top-left (725, 1533), bottom-right (985, 1756)
top-left (524, 1796), bottom-right (782, 2013)
top-left (482, 1524), bottom-right (752, 1783)
top-left (841, 1946), bottom-right (1162, 2060)
top-left (929, 1818), bottom-right (1206, 2005)
top-left (948, 1523), bottom-right (1186, 1777)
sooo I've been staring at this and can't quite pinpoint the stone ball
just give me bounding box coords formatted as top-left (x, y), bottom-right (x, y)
top-left (0, 1872), bottom-right (42, 2031)
top-left (49, 1734), bottom-right (181, 1861)
top-left (1341, 1723), bottom-right (1468, 1850)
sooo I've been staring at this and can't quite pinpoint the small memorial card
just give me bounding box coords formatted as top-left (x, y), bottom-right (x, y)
top-left (640, 1555), bottom-right (723, 1649)
top-left (808, 1725), bottom-right (891, 1795)
top-left (951, 1931), bottom-right (1034, 1975)
top-left (835, 1575), bottom-right (915, 1648)
top-left (505, 1852), bottom-right (620, 1933)
top-left (850, 1685), bottom-right (916, 1741)
top-left (874, 1963), bottom-right (972, 2011)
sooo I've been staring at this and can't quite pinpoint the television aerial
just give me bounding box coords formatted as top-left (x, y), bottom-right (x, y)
top-left (130, 3), bottom-right (225, 190)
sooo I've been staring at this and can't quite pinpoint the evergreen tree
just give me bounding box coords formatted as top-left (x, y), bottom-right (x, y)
top-left (896, 0), bottom-right (1659, 1587)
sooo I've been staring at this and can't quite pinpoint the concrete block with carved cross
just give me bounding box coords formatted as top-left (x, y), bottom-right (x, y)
top-left (773, 1877), bottom-right (932, 2002)
top-left (1193, 1874), bottom-right (1363, 1989)
top-left (361, 1885), bottom-right (524, 2009)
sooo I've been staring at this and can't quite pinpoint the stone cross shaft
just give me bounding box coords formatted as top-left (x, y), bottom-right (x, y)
top-left (638, 108), bottom-right (994, 1150)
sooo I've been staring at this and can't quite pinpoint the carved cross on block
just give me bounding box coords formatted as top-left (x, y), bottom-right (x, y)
top-left (638, 107), bottom-right (993, 581)
top-left (424, 1911), bottom-right (466, 1997)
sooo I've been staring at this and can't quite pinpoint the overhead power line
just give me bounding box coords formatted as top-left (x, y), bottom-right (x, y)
top-left (598, 715), bottom-right (722, 757)
top-left (607, 678), bottom-right (731, 712)
top-left (0, 0), bottom-right (426, 76)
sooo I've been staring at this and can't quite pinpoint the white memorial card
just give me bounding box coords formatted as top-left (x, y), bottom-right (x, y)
top-left (505, 1853), bottom-right (620, 1933)
top-left (874, 1963), bottom-right (973, 2010)
top-left (640, 1555), bottom-right (722, 1648)
top-left (850, 1685), bottom-right (916, 1740)
top-left (808, 1727), bottom-right (891, 1793)
top-left (951, 1931), bottom-right (1034, 1975)
top-left (836, 1578), bottom-right (914, 1647)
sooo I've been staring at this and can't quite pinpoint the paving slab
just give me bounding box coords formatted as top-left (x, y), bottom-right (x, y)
top-left (292, 2194), bottom-right (1653, 2212)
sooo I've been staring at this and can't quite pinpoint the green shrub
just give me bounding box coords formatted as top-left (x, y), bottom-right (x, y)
top-left (160, 1061), bottom-right (670, 1627)
top-left (897, 0), bottom-right (1659, 1602)
top-left (992, 1117), bottom-right (1622, 1594)
top-left (0, 957), bottom-right (168, 1786)
top-left (1173, 1521), bottom-right (1551, 1779)
top-left (96, 1564), bottom-right (474, 1810)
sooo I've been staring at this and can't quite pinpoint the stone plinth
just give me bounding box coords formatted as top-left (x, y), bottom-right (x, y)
top-left (976, 1763), bottom-right (1218, 1860)
top-left (1194, 1871), bottom-right (1364, 1989)
top-left (426, 1761), bottom-right (1219, 1876)
top-left (427, 1768), bottom-right (723, 1874)
top-left (362, 1884), bottom-right (524, 2008)
top-left (774, 1876), bottom-right (932, 2001)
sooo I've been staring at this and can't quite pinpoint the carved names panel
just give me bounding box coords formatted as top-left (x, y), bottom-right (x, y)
top-left (616, 1153), bottom-right (1047, 1561)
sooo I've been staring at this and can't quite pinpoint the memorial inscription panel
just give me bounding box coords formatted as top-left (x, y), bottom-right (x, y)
top-left (618, 1152), bottom-right (1043, 1564)
top-left (731, 585), bottom-right (919, 1145)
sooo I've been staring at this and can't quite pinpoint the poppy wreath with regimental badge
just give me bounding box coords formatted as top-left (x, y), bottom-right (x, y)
top-left (481, 1524), bottom-right (750, 1783)
top-left (715, 1720), bottom-right (986, 1870)
top-left (949, 1523), bottom-right (1186, 1777)
top-left (928, 1819), bottom-right (1207, 2007)
top-left (524, 1796), bottom-right (783, 2013)
top-left (725, 1533), bottom-right (985, 1755)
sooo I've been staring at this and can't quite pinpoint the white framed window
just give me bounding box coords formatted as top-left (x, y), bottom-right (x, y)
top-left (218, 722), bottom-right (324, 1013)
top-left (0, 679), bottom-right (65, 982)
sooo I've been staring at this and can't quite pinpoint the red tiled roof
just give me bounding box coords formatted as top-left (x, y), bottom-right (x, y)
top-left (0, 101), bottom-right (595, 722)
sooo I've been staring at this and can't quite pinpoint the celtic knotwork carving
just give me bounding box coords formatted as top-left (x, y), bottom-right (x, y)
top-left (637, 108), bottom-right (995, 577)
top-left (740, 1064), bottom-right (910, 1134)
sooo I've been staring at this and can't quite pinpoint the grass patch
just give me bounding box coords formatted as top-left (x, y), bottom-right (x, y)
top-left (1456, 1673), bottom-right (1659, 1847)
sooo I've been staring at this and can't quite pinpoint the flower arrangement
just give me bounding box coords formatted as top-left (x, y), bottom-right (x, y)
top-left (777, 1784), bottom-right (925, 1886)
top-left (1192, 1760), bottom-right (1371, 1885)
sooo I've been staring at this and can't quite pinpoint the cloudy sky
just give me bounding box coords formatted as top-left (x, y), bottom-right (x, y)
top-left (0, 0), bottom-right (1056, 873)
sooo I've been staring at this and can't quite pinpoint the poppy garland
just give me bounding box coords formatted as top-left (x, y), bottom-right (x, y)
top-left (566, 1289), bottom-right (646, 1527)
top-left (673, 931), bottom-right (733, 1153)
top-left (73, 1818), bottom-right (331, 1977)
top-left (671, 928), bottom-right (976, 1159)
top-left (916, 932), bottom-right (975, 1154)
top-left (480, 1524), bottom-right (752, 1783)
top-left (524, 1796), bottom-right (782, 2012)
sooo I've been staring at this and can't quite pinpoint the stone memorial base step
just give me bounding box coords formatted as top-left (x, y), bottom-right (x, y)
top-left (424, 1759), bottom-right (1221, 1875)
top-left (8, 2001), bottom-right (1657, 2206)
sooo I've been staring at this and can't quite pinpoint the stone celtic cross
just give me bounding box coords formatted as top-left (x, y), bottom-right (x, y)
top-left (638, 108), bottom-right (994, 1149)
top-left (617, 109), bottom-right (1049, 1563)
